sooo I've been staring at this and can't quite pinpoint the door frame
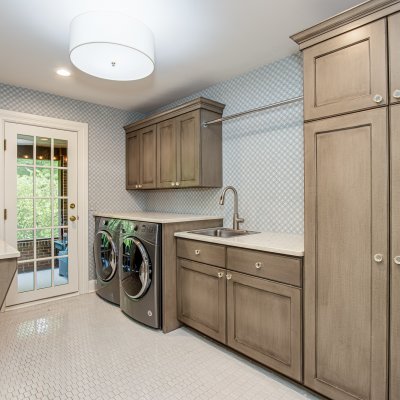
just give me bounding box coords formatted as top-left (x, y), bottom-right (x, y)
top-left (0, 109), bottom-right (89, 298)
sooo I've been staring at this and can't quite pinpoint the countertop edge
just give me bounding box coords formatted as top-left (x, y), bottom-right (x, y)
top-left (92, 212), bottom-right (223, 224)
top-left (174, 231), bottom-right (304, 257)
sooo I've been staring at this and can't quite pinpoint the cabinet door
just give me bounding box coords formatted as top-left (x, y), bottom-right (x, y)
top-left (389, 13), bottom-right (400, 105)
top-left (390, 105), bottom-right (400, 400)
top-left (227, 271), bottom-right (302, 381)
top-left (176, 111), bottom-right (200, 187)
top-left (304, 19), bottom-right (387, 121)
top-left (177, 258), bottom-right (226, 343)
top-left (157, 119), bottom-right (177, 188)
top-left (126, 131), bottom-right (140, 189)
top-left (139, 125), bottom-right (157, 189)
top-left (304, 108), bottom-right (388, 400)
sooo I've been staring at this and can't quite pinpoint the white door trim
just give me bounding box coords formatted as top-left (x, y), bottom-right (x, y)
top-left (0, 109), bottom-right (89, 296)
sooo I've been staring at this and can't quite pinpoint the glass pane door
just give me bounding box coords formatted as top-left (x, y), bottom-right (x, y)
top-left (5, 122), bottom-right (78, 306)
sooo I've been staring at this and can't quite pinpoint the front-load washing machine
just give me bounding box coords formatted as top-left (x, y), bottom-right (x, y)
top-left (93, 217), bottom-right (121, 305)
top-left (119, 220), bottom-right (161, 328)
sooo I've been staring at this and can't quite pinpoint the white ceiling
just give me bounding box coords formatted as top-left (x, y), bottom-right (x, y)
top-left (0, 0), bottom-right (362, 113)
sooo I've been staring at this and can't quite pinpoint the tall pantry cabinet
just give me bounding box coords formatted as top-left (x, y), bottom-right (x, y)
top-left (291, 1), bottom-right (400, 399)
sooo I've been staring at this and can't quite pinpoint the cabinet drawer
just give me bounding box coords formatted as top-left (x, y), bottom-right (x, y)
top-left (227, 247), bottom-right (302, 287)
top-left (303, 19), bottom-right (387, 120)
top-left (177, 238), bottom-right (225, 267)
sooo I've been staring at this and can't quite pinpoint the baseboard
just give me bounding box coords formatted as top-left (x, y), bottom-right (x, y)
top-left (88, 279), bottom-right (97, 293)
top-left (5, 291), bottom-right (80, 311)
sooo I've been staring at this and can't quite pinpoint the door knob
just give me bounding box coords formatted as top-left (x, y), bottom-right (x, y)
top-left (226, 273), bottom-right (232, 280)
top-left (194, 249), bottom-right (200, 255)
top-left (217, 272), bottom-right (224, 278)
top-left (373, 94), bottom-right (383, 103)
top-left (69, 216), bottom-right (77, 222)
top-left (393, 89), bottom-right (400, 99)
top-left (374, 254), bottom-right (383, 263)
top-left (394, 256), bottom-right (400, 265)
top-left (255, 262), bottom-right (262, 269)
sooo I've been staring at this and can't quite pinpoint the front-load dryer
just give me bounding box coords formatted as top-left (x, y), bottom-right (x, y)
top-left (93, 217), bottom-right (121, 305)
top-left (119, 220), bottom-right (161, 328)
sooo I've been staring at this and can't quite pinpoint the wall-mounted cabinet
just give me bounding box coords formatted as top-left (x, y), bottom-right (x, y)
top-left (126, 125), bottom-right (157, 189)
top-left (125, 97), bottom-right (225, 190)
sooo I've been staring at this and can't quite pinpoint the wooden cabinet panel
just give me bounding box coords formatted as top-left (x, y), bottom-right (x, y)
top-left (176, 238), bottom-right (225, 267)
top-left (227, 271), bottom-right (302, 381)
top-left (157, 119), bottom-right (177, 188)
top-left (389, 13), bottom-right (400, 105)
top-left (176, 111), bottom-right (200, 187)
top-left (140, 125), bottom-right (157, 189)
top-left (390, 104), bottom-right (400, 400)
top-left (304, 108), bottom-right (388, 400)
top-left (304, 19), bottom-right (387, 121)
top-left (177, 258), bottom-right (226, 343)
top-left (227, 247), bottom-right (302, 287)
top-left (126, 131), bottom-right (140, 189)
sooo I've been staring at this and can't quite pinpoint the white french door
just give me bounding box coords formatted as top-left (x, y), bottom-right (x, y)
top-left (4, 122), bottom-right (79, 305)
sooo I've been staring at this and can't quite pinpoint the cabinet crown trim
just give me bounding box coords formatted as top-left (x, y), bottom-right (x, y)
top-left (124, 97), bottom-right (225, 133)
top-left (290, 0), bottom-right (400, 47)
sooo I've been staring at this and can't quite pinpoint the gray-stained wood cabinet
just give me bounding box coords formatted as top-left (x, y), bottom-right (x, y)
top-left (126, 125), bottom-right (157, 189)
top-left (176, 238), bottom-right (303, 381)
top-left (291, 2), bottom-right (400, 399)
top-left (303, 19), bottom-right (387, 121)
top-left (390, 104), bottom-right (400, 400)
top-left (304, 108), bottom-right (389, 400)
top-left (125, 97), bottom-right (225, 190)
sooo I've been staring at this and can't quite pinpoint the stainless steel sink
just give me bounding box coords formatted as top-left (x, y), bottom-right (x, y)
top-left (189, 227), bottom-right (259, 238)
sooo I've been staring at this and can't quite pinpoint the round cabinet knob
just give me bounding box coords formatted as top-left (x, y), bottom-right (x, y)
top-left (194, 249), bottom-right (200, 255)
top-left (171, 182), bottom-right (175, 186)
top-left (135, 185), bottom-right (138, 189)
top-left (217, 272), bottom-right (224, 278)
top-left (226, 273), bottom-right (232, 280)
top-left (69, 203), bottom-right (76, 209)
top-left (176, 182), bottom-right (180, 186)
top-left (69, 216), bottom-right (77, 222)
top-left (374, 253), bottom-right (383, 263)
top-left (139, 184), bottom-right (142, 188)
top-left (394, 256), bottom-right (400, 265)
top-left (373, 94), bottom-right (383, 104)
top-left (393, 89), bottom-right (400, 99)
top-left (255, 262), bottom-right (262, 269)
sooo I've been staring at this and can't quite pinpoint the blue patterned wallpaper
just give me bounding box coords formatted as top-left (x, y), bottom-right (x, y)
top-left (0, 83), bottom-right (145, 279)
top-left (141, 53), bottom-right (304, 235)
top-left (0, 52), bottom-right (304, 281)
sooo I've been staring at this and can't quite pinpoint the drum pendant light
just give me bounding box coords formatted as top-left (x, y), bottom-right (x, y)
top-left (69, 11), bottom-right (155, 81)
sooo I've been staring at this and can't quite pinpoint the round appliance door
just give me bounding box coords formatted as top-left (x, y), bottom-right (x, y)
top-left (94, 230), bottom-right (117, 282)
top-left (120, 236), bottom-right (151, 299)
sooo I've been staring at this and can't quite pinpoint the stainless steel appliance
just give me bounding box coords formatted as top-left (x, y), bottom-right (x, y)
top-left (119, 220), bottom-right (161, 328)
top-left (93, 217), bottom-right (121, 305)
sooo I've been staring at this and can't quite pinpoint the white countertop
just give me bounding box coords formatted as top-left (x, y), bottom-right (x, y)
top-left (0, 240), bottom-right (20, 260)
top-left (174, 230), bottom-right (304, 257)
top-left (93, 211), bottom-right (222, 224)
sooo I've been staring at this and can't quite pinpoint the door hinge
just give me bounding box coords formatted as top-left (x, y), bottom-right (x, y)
top-left (3, 209), bottom-right (7, 220)
top-left (3, 139), bottom-right (6, 151)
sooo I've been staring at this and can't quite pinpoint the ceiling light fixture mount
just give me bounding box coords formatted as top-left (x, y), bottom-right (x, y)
top-left (69, 11), bottom-right (155, 81)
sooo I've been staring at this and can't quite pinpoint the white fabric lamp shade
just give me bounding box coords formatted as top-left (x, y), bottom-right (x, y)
top-left (69, 11), bottom-right (155, 81)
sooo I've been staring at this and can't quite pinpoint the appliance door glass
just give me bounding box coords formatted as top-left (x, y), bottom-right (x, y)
top-left (94, 231), bottom-right (117, 282)
top-left (120, 236), bottom-right (151, 299)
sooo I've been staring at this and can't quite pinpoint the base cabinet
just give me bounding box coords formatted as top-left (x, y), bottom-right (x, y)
top-left (227, 271), bottom-right (302, 381)
top-left (176, 239), bottom-right (303, 382)
top-left (177, 258), bottom-right (226, 343)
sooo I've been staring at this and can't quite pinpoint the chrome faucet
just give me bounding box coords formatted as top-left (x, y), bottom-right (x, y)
top-left (219, 186), bottom-right (244, 230)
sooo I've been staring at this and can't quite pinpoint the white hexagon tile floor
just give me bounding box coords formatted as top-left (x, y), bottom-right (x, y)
top-left (0, 294), bottom-right (322, 400)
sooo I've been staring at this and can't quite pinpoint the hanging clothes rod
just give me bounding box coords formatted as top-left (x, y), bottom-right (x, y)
top-left (203, 95), bottom-right (303, 127)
